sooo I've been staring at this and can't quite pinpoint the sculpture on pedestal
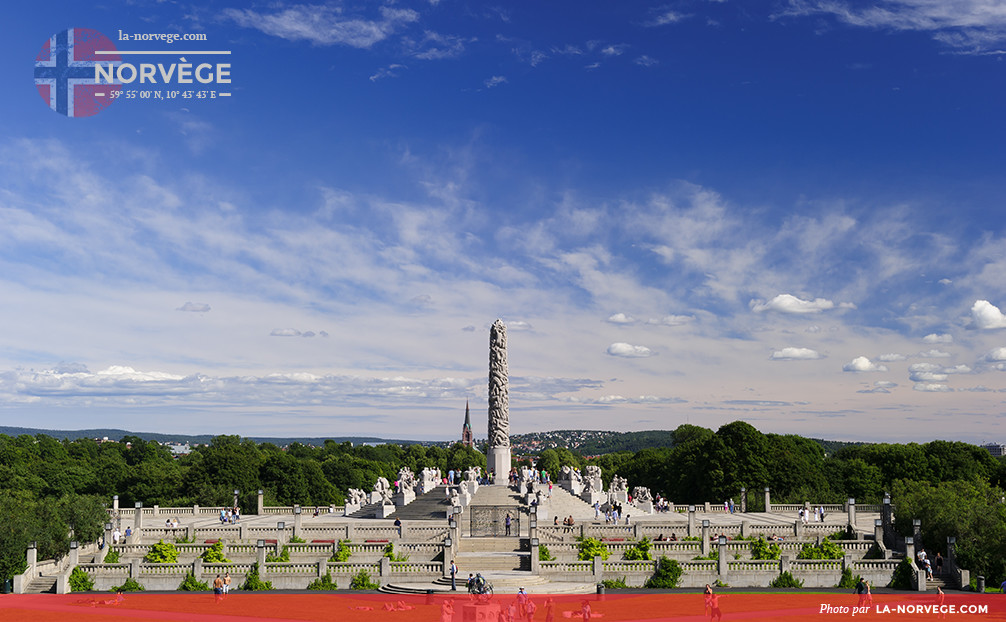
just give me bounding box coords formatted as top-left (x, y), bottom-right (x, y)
top-left (487, 319), bottom-right (512, 483)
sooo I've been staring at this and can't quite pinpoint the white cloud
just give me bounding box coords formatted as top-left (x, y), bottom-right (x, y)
top-left (972, 300), bottom-right (1006, 329)
top-left (606, 342), bottom-right (654, 358)
top-left (645, 315), bottom-right (693, 326)
top-left (222, 5), bottom-right (419, 48)
top-left (843, 356), bottom-right (888, 372)
top-left (913, 383), bottom-right (953, 392)
top-left (923, 333), bottom-right (953, 344)
top-left (270, 328), bottom-right (301, 337)
top-left (878, 353), bottom-right (906, 362)
top-left (770, 347), bottom-right (822, 360)
top-left (917, 349), bottom-right (952, 358)
top-left (409, 31), bottom-right (473, 60)
top-left (370, 64), bottom-right (407, 82)
top-left (648, 10), bottom-right (688, 26)
top-left (985, 347), bottom-right (1006, 361)
top-left (750, 293), bottom-right (852, 314)
top-left (606, 312), bottom-right (636, 325)
top-left (805, 325), bottom-right (822, 333)
top-left (777, 0), bottom-right (1006, 54)
top-left (484, 75), bottom-right (508, 89)
top-left (601, 44), bottom-right (627, 56)
top-left (634, 55), bottom-right (659, 67)
top-left (177, 302), bottom-right (211, 312)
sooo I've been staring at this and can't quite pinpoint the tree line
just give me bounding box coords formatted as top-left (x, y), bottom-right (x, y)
top-left (3, 421), bottom-right (1006, 584)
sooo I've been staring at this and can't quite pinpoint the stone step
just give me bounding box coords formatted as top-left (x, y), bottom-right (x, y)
top-left (459, 537), bottom-right (526, 553)
top-left (25, 576), bottom-right (56, 594)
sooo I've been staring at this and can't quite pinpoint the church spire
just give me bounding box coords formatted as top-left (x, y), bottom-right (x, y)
top-left (461, 400), bottom-right (474, 448)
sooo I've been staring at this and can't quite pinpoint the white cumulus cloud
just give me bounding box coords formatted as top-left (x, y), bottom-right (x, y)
top-left (923, 333), bottom-right (953, 344)
top-left (606, 312), bottom-right (636, 325)
top-left (750, 294), bottom-right (853, 314)
top-left (972, 300), bottom-right (1006, 329)
top-left (878, 353), bottom-right (906, 362)
top-left (843, 356), bottom-right (888, 372)
top-left (770, 347), bottom-right (822, 360)
top-left (914, 383), bottom-right (952, 393)
top-left (606, 342), bottom-right (654, 358)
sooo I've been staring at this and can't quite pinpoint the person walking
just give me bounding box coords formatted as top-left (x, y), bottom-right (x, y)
top-left (450, 559), bottom-right (458, 591)
top-left (505, 513), bottom-right (512, 536)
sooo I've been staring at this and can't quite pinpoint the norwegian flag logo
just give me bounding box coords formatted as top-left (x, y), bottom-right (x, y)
top-left (34, 28), bottom-right (122, 117)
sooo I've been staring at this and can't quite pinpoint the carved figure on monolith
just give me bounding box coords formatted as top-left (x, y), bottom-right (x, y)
top-left (487, 319), bottom-right (511, 484)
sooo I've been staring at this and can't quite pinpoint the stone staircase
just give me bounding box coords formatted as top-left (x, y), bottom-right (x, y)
top-left (388, 490), bottom-right (454, 521)
top-left (456, 536), bottom-right (530, 572)
top-left (24, 575), bottom-right (56, 594)
top-left (539, 486), bottom-right (600, 522)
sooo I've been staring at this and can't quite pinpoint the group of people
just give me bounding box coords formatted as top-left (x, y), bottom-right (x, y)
top-left (163, 518), bottom-right (181, 529)
top-left (917, 549), bottom-right (942, 579)
top-left (110, 526), bottom-right (132, 544)
top-left (798, 507), bottom-right (826, 524)
top-left (555, 515), bottom-right (576, 533)
top-left (219, 507), bottom-right (240, 524)
top-left (212, 573), bottom-right (232, 601)
top-left (722, 499), bottom-right (737, 514)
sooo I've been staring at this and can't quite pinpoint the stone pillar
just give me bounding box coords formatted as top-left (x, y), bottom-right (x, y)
top-left (904, 537), bottom-right (915, 567)
top-left (912, 519), bottom-right (922, 546)
top-left (764, 487), bottom-right (771, 513)
top-left (193, 556), bottom-right (203, 578)
top-left (134, 502), bottom-right (143, 532)
top-left (881, 493), bottom-right (893, 549)
top-left (68, 541), bottom-right (79, 569)
top-left (847, 498), bottom-right (856, 528)
top-left (873, 519), bottom-right (884, 550)
top-left (740, 488), bottom-right (747, 513)
top-left (687, 506), bottom-right (696, 537)
top-left (153, 504), bottom-right (160, 517)
top-left (317, 560), bottom-right (326, 578)
top-left (27, 543), bottom-right (37, 570)
top-left (257, 490), bottom-right (265, 515)
top-left (113, 495), bottom-right (119, 512)
top-left (741, 520), bottom-right (749, 538)
top-left (257, 541), bottom-right (267, 568)
top-left (716, 537), bottom-right (727, 578)
top-left (704, 501), bottom-right (711, 513)
top-left (129, 558), bottom-right (140, 579)
top-left (487, 319), bottom-right (512, 485)
top-left (780, 555), bottom-right (791, 574)
top-left (294, 506), bottom-right (303, 538)
top-left (701, 520), bottom-right (710, 557)
top-left (593, 556), bottom-right (602, 582)
top-left (794, 520), bottom-right (803, 539)
top-left (380, 556), bottom-right (391, 579)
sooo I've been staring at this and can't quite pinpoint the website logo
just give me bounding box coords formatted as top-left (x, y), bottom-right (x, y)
top-left (34, 28), bottom-right (122, 118)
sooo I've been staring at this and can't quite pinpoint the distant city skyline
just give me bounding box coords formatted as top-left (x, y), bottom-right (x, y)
top-left (2, 1), bottom-right (1006, 443)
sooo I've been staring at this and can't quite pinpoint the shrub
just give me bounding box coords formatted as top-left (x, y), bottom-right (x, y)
top-left (576, 536), bottom-right (611, 561)
top-left (69, 566), bottom-right (94, 592)
top-left (837, 568), bottom-right (862, 589)
top-left (178, 572), bottom-right (210, 591)
top-left (382, 542), bottom-right (409, 562)
top-left (349, 570), bottom-right (380, 590)
top-left (693, 551), bottom-right (719, 561)
top-left (330, 540), bottom-right (351, 563)
top-left (624, 537), bottom-right (652, 561)
top-left (175, 533), bottom-right (195, 544)
top-left (797, 540), bottom-right (844, 560)
top-left (863, 544), bottom-right (884, 560)
top-left (103, 549), bottom-right (120, 563)
top-left (751, 537), bottom-right (781, 560)
top-left (240, 563), bottom-right (274, 591)
top-left (110, 578), bottom-right (145, 592)
top-left (265, 546), bottom-right (290, 563)
top-left (539, 544), bottom-right (556, 562)
top-left (601, 576), bottom-right (629, 589)
top-left (201, 541), bottom-right (231, 563)
top-left (644, 556), bottom-right (683, 589)
top-left (143, 540), bottom-right (179, 564)
top-left (307, 573), bottom-right (339, 590)
top-left (889, 558), bottom-right (915, 590)
top-left (770, 571), bottom-right (804, 589)
top-left (289, 535), bottom-right (306, 544)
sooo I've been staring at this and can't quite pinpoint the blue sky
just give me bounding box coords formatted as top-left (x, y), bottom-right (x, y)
top-left (3, 0), bottom-right (1006, 442)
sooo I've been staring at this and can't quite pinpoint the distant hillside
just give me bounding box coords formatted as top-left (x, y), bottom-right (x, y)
top-left (0, 426), bottom-right (422, 447)
top-left (511, 430), bottom-right (676, 454)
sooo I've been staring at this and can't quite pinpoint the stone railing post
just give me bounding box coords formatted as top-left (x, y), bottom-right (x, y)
top-left (193, 504), bottom-right (200, 516)
top-left (741, 520), bottom-right (749, 538)
top-left (593, 556), bottom-right (602, 582)
top-left (257, 490), bottom-right (264, 515)
top-left (130, 558), bottom-right (140, 579)
top-left (134, 502), bottom-right (143, 532)
top-left (847, 498), bottom-right (856, 528)
top-left (687, 506), bottom-right (696, 537)
top-left (293, 506), bottom-right (303, 538)
top-left (380, 556), bottom-right (391, 579)
top-left (113, 495), bottom-right (120, 512)
top-left (256, 540), bottom-right (267, 568)
top-left (153, 505), bottom-right (160, 517)
top-left (531, 540), bottom-right (540, 573)
top-left (764, 487), bottom-right (771, 513)
top-left (904, 537), bottom-right (915, 567)
top-left (873, 519), bottom-right (884, 550)
top-left (794, 520), bottom-right (802, 539)
top-left (780, 555), bottom-right (791, 574)
top-left (317, 560), bottom-right (326, 578)
top-left (704, 501), bottom-right (711, 513)
top-left (193, 557), bottom-right (203, 577)
top-left (27, 543), bottom-right (37, 571)
top-left (716, 537), bottom-right (727, 578)
top-left (701, 520), bottom-right (710, 557)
